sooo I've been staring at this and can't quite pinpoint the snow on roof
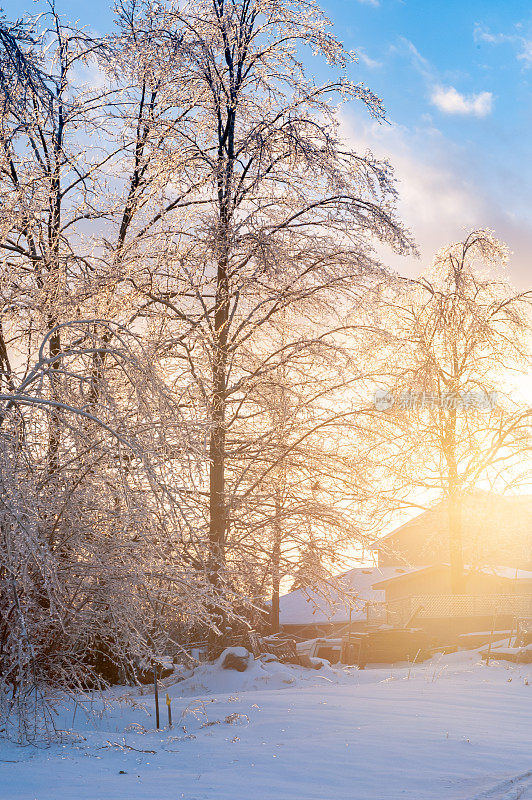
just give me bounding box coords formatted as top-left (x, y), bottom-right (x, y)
top-left (482, 566), bottom-right (532, 581)
top-left (372, 564), bottom-right (532, 588)
top-left (279, 566), bottom-right (414, 626)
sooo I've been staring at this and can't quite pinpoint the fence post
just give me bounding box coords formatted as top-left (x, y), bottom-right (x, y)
top-left (485, 615), bottom-right (496, 666)
top-left (166, 693), bottom-right (172, 728)
top-left (154, 665), bottom-right (160, 729)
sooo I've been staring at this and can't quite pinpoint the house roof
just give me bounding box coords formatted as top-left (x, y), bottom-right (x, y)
top-left (372, 491), bottom-right (532, 545)
top-left (370, 509), bottom-right (437, 547)
top-left (278, 566), bottom-right (414, 626)
top-left (370, 491), bottom-right (532, 568)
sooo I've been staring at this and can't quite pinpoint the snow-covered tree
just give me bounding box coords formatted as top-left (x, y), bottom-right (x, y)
top-left (368, 231), bottom-right (531, 592)
top-left (116, 0), bottom-right (412, 650)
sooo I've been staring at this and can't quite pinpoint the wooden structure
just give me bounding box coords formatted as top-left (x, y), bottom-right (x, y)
top-left (247, 631), bottom-right (299, 663)
top-left (341, 628), bottom-right (432, 668)
top-left (480, 617), bottom-right (532, 663)
top-left (384, 592), bottom-right (532, 639)
top-left (373, 565), bottom-right (532, 604)
top-left (372, 566), bottom-right (532, 639)
top-left (277, 491), bottom-right (532, 650)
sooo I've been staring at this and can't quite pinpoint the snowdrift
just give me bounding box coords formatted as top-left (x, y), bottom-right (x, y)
top-left (170, 648), bottom-right (348, 697)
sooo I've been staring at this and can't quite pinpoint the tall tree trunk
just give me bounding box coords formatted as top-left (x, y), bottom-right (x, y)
top-left (448, 485), bottom-right (465, 594)
top-left (207, 231), bottom-right (230, 657)
top-left (270, 491), bottom-right (282, 634)
top-left (207, 40), bottom-right (236, 652)
top-left (45, 122), bottom-right (63, 511)
top-left (46, 322), bottom-right (61, 481)
top-left (444, 406), bottom-right (465, 594)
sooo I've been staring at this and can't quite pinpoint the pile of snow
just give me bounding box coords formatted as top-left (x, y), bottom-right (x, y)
top-left (171, 647), bottom-right (347, 697)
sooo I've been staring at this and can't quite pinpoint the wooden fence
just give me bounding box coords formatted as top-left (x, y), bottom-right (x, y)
top-left (386, 594), bottom-right (532, 627)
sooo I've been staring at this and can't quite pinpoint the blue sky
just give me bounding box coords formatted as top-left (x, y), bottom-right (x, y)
top-left (4, 0), bottom-right (531, 286)
top-left (321, 0), bottom-right (532, 287)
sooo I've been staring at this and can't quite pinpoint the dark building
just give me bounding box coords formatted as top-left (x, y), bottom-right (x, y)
top-left (370, 492), bottom-right (532, 639)
top-left (374, 491), bottom-right (532, 570)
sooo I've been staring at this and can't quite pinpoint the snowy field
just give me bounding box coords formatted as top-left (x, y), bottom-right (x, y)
top-left (1, 651), bottom-right (531, 800)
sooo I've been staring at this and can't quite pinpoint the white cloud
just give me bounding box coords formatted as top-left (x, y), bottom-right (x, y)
top-left (392, 37), bottom-right (433, 80)
top-left (336, 110), bottom-right (531, 289)
top-left (473, 25), bottom-right (510, 45)
top-left (430, 86), bottom-right (493, 118)
top-left (356, 0), bottom-right (380, 6)
top-left (517, 39), bottom-right (532, 65)
top-left (338, 111), bottom-right (485, 277)
top-left (356, 48), bottom-right (382, 69)
top-left (391, 39), bottom-right (492, 119)
top-left (473, 23), bottom-right (532, 68)
top-left (391, 40), bottom-right (492, 119)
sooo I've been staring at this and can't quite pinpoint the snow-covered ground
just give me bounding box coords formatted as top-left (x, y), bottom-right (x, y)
top-left (1, 651), bottom-right (530, 800)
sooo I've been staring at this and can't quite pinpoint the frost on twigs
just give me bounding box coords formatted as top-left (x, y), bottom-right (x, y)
top-left (0, 0), bottom-right (417, 741)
